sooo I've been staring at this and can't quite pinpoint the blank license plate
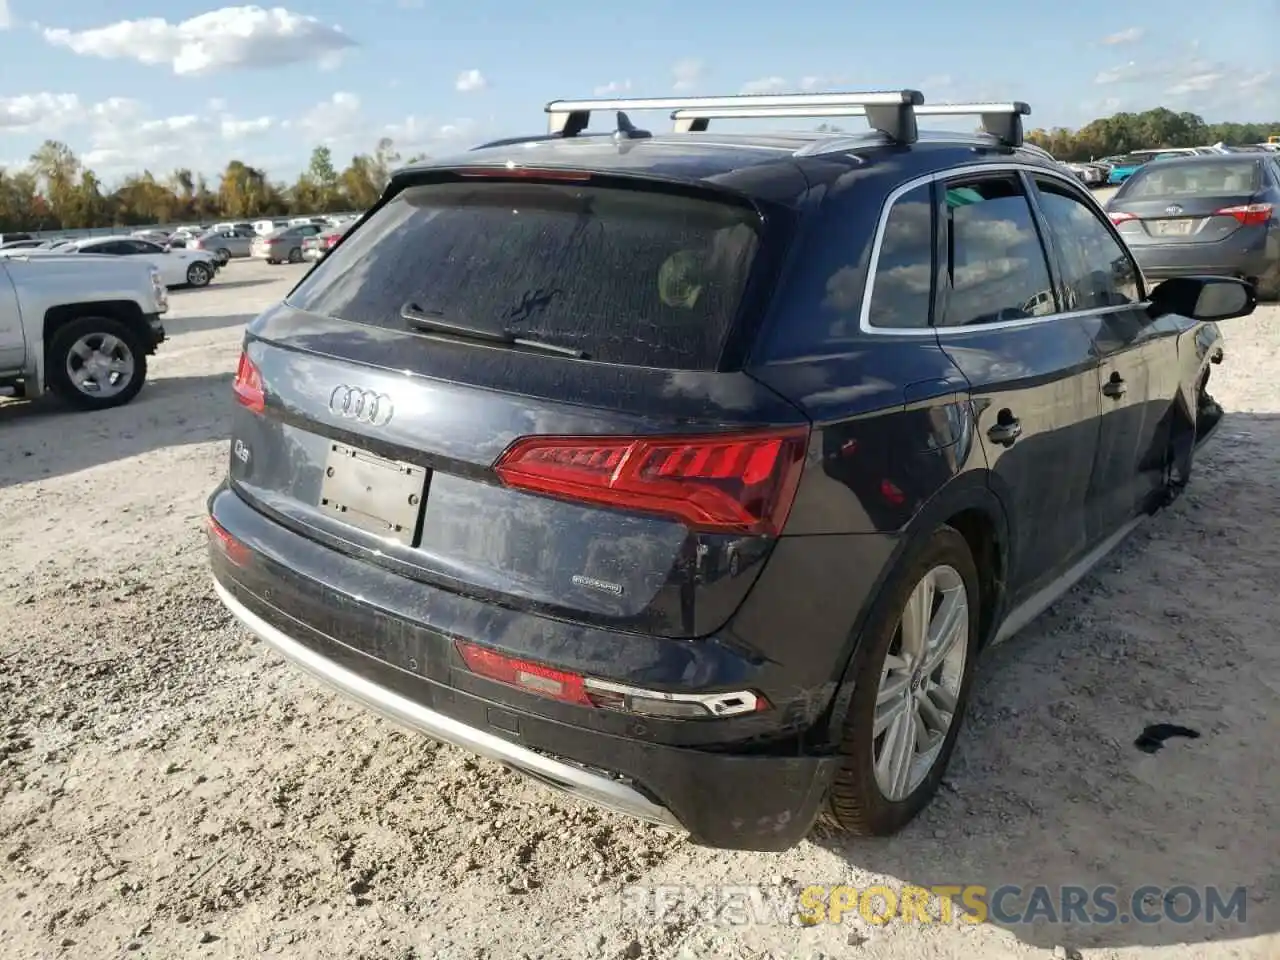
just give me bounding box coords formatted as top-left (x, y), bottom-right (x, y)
top-left (319, 442), bottom-right (427, 545)
top-left (1153, 219), bottom-right (1194, 236)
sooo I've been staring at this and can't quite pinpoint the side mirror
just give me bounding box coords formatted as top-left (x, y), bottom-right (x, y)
top-left (1147, 276), bottom-right (1256, 322)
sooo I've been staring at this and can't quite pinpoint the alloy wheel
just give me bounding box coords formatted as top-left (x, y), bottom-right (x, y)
top-left (65, 332), bottom-right (135, 399)
top-left (872, 564), bottom-right (969, 801)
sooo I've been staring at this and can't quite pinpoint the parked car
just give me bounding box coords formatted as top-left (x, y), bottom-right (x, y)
top-left (1064, 161), bottom-right (1107, 186)
top-left (61, 235), bottom-right (221, 288)
top-left (1106, 153), bottom-right (1280, 298)
top-left (0, 251), bottom-right (168, 409)
top-left (250, 223), bottom-right (324, 264)
top-left (207, 90), bottom-right (1253, 852)
top-left (189, 227), bottom-right (258, 264)
top-left (1103, 153), bottom-right (1149, 184)
top-left (301, 223), bottom-right (351, 262)
top-left (0, 238), bottom-right (48, 250)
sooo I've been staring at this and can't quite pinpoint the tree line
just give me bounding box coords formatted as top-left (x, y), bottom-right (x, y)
top-left (3, 106), bottom-right (1279, 232)
top-left (1025, 106), bottom-right (1278, 162)
top-left (0, 138), bottom-right (427, 233)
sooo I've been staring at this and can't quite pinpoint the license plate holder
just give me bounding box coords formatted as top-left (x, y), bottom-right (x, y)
top-left (1153, 218), bottom-right (1194, 237)
top-left (319, 442), bottom-right (427, 545)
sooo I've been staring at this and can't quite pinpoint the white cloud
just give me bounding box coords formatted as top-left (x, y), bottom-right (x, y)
top-left (207, 98), bottom-right (228, 113)
top-left (0, 0), bottom-right (10, 30)
top-left (1101, 27), bottom-right (1144, 45)
top-left (594, 79), bottom-right (631, 96)
top-left (221, 116), bottom-right (273, 139)
top-left (672, 58), bottom-right (703, 92)
top-left (290, 92), bottom-right (482, 159)
top-left (740, 76), bottom-right (789, 95)
top-left (42, 5), bottom-right (356, 76)
top-left (455, 69), bottom-right (486, 93)
top-left (0, 92), bottom-right (84, 132)
top-left (1094, 61), bottom-right (1155, 84)
top-left (292, 91), bottom-right (365, 144)
top-left (1166, 72), bottom-right (1225, 96)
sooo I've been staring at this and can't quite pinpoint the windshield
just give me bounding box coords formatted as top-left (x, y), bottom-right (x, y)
top-left (1121, 160), bottom-right (1262, 199)
top-left (286, 179), bottom-right (763, 369)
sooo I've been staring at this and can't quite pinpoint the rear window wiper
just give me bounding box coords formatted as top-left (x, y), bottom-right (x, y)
top-left (400, 302), bottom-right (586, 359)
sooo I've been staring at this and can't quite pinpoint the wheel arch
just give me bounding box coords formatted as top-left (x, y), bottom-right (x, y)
top-left (816, 472), bottom-right (1010, 747)
top-left (44, 300), bottom-right (149, 355)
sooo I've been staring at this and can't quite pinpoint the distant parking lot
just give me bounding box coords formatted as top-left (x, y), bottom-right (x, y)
top-left (1, 256), bottom-right (1278, 959)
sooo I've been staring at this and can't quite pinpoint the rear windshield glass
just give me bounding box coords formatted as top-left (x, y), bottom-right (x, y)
top-left (1121, 161), bottom-right (1262, 199)
top-left (286, 179), bottom-right (762, 369)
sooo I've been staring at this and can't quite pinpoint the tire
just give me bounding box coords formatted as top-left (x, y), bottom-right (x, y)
top-left (215, 248), bottom-right (231, 265)
top-left (827, 524), bottom-right (981, 837)
top-left (46, 316), bottom-right (148, 411)
top-left (287, 247), bottom-right (303, 264)
top-left (266, 258), bottom-right (278, 265)
top-left (187, 261), bottom-right (213, 287)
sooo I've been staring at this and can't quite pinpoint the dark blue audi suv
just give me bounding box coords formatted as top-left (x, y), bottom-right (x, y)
top-left (207, 90), bottom-right (1254, 851)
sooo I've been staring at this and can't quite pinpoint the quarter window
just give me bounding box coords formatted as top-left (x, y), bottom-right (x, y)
top-left (937, 176), bottom-right (1056, 328)
top-left (1033, 177), bottom-right (1141, 310)
top-left (864, 183), bottom-right (935, 329)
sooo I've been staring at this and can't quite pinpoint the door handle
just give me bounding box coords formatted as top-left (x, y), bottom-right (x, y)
top-left (987, 418), bottom-right (1022, 446)
top-left (1102, 374), bottom-right (1127, 399)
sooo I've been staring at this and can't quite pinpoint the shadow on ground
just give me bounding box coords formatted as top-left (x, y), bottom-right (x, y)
top-left (172, 277), bottom-right (281, 295)
top-left (0, 371), bottom-right (233, 487)
top-left (160, 311), bottom-right (258, 337)
top-left (810, 411), bottom-right (1280, 952)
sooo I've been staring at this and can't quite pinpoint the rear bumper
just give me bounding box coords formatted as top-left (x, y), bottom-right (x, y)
top-left (213, 577), bottom-right (682, 830)
top-left (207, 484), bottom-right (839, 851)
top-left (1132, 237), bottom-right (1273, 281)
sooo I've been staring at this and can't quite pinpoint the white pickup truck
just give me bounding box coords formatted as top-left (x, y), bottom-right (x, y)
top-left (0, 252), bottom-right (169, 410)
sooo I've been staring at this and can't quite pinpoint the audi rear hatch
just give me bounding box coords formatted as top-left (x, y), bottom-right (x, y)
top-left (223, 167), bottom-right (808, 641)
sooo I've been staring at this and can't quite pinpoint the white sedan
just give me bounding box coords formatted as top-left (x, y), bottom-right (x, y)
top-left (61, 235), bottom-right (221, 288)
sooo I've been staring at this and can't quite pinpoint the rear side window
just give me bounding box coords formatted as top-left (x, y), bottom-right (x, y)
top-left (1121, 161), bottom-right (1262, 199)
top-left (937, 176), bottom-right (1056, 328)
top-left (866, 183), bottom-right (935, 329)
top-left (287, 180), bottom-right (762, 369)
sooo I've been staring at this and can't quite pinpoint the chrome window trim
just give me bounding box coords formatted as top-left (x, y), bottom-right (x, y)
top-left (858, 161), bottom-right (1148, 337)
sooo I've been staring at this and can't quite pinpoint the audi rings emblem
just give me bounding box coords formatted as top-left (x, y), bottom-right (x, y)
top-left (329, 385), bottom-right (394, 426)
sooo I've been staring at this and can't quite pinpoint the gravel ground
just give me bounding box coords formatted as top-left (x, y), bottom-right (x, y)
top-left (1, 257), bottom-right (1277, 960)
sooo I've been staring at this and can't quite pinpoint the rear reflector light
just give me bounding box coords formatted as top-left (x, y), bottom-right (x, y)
top-left (454, 640), bottom-right (768, 718)
top-left (1108, 211), bottom-right (1137, 225)
top-left (459, 166), bottom-right (592, 181)
top-left (324, 233), bottom-right (341, 248)
top-left (456, 640), bottom-right (591, 706)
top-left (494, 427), bottom-right (809, 536)
top-left (207, 516), bottom-right (250, 566)
top-left (233, 350), bottom-right (265, 413)
top-left (1215, 203), bottom-right (1272, 226)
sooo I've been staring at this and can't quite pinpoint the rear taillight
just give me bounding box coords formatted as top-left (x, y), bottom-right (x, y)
top-left (1215, 203), bottom-right (1272, 226)
top-left (1108, 211), bottom-right (1137, 225)
top-left (493, 427), bottom-right (809, 536)
top-left (208, 516), bottom-right (250, 566)
top-left (454, 640), bottom-right (768, 718)
top-left (324, 234), bottom-right (341, 248)
top-left (232, 351), bottom-right (265, 413)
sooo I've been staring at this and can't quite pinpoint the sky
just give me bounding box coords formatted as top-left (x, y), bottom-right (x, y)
top-left (0, 0), bottom-right (1276, 184)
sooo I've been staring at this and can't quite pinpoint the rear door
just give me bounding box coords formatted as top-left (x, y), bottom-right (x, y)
top-left (228, 172), bottom-right (806, 640)
top-left (931, 170), bottom-right (1102, 604)
top-left (1028, 174), bottom-right (1176, 535)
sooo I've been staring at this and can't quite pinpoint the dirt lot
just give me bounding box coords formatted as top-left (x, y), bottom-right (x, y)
top-left (1, 258), bottom-right (1277, 960)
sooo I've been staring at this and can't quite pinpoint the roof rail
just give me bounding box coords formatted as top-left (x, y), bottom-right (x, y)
top-left (545, 90), bottom-right (925, 144)
top-left (669, 100), bottom-right (1032, 147)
